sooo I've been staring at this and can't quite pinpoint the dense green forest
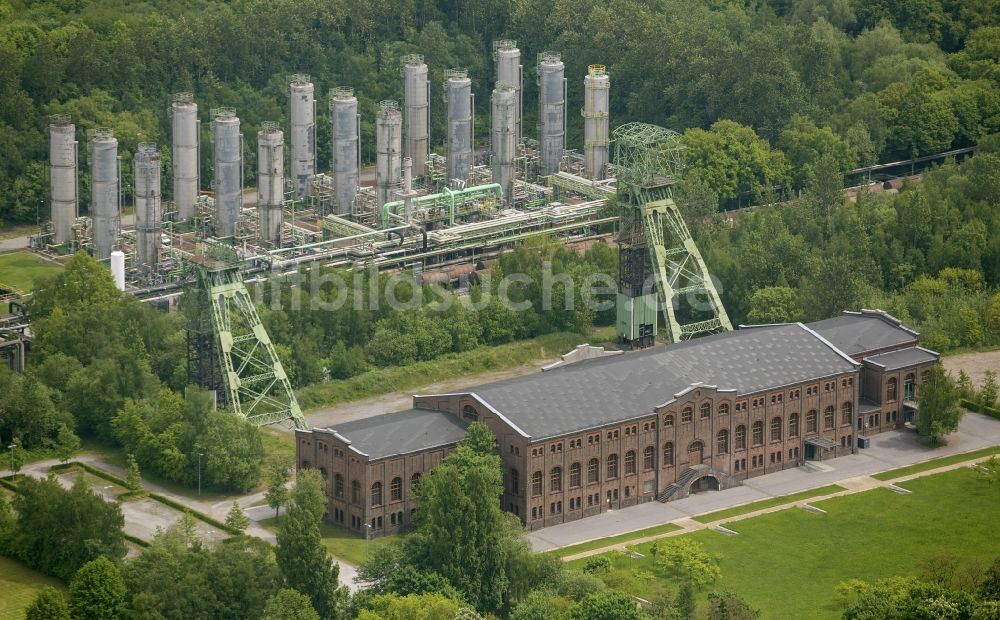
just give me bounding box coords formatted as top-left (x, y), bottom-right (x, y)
top-left (2, 0), bottom-right (999, 224)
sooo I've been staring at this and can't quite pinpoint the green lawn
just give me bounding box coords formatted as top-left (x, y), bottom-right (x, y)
top-left (871, 445), bottom-right (1000, 481)
top-left (0, 557), bottom-right (64, 620)
top-left (569, 468), bottom-right (1000, 619)
top-left (548, 522), bottom-right (682, 558)
top-left (691, 484), bottom-right (847, 523)
top-left (259, 516), bottom-right (400, 565)
top-left (0, 251), bottom-right (62, 293)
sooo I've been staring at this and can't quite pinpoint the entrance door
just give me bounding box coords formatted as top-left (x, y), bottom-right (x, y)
top-left (688, 441), bottom-right (703, 465)
top-left (804, 443), bottom-right (815, 460)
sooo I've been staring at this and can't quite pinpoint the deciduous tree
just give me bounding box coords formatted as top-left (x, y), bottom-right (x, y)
top-left (68, 557), bottom-right (126, 620)
top-left (25, 586), bottom-right (70, 620)
top-left (917, 365), bottom-right (964, 443)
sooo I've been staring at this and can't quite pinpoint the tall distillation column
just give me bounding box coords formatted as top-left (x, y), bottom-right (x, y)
top-left (171, 93), bottom-right (199, 220)
top-left (212, 108), bottom-right (242, 238)
top-left (257, 122), bottom-right (284, 247)
top-left (289, 75), bottom-right (315, 201)
top-left (494, 41), bottom-right (522, 145)
top-left (402, 55), bottom-right (429, 178)
top-left (375, 100), bottom-right (402, 209)
top-left (582, 65), bottom-right (610, 180)
top-left (89, 128), bottom-right (119, 260)
top-left (330, 88), bottom-right (359, 215)
top-left (491, 84), bottom-right (517, 204)
top-left (445, 70), bottom-right (473, 186)
top-left (134, 143), bottom-right (161, 272)
top-left (537, 52), bottom-right (566, 175)
top-left (49, 115), bottom-right (78, 244)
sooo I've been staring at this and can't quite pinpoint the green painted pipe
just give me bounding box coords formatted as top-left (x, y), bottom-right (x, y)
top-left (380, 183), bottom-right (503, 227)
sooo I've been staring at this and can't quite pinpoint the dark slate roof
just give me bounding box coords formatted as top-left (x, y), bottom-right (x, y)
top-left (469, 323), bottom-right (857, 439)
top-left (323, 408), bottom-right (468, 460)
top-left (859, 397), bottom-right (881, 413)
top-left (863, 347), bottom-right (939, 371)
top-left (807, 310), bottom-right (917, 357)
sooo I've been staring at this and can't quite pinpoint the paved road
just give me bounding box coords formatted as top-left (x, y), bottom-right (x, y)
top-left (527, 411), bottom-right (1000, 552)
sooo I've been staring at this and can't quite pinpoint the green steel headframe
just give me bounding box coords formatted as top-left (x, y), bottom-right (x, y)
top-left (612, 123), bottom-right (685, 191)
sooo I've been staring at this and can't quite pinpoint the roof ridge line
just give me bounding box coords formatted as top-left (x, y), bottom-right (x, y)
top-left (797, 322), bottom-right (860, 367)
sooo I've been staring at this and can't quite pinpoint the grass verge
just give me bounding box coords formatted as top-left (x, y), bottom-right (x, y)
top-left (871, 445), bottom-right (1000, 481)
top-left (691, 484), bottom-right (847, 524)
top-left (259, 516), bottom-right (400, 565)
top-left (0, 556), bottom-right (64, 620)
top-left (0, 250), bottom-right (62, 292)
top-left (548, 522), bottom-right (683, 558)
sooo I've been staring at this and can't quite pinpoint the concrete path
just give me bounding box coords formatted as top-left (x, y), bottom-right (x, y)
top-left (529, 411), bottom-right (1000, 553)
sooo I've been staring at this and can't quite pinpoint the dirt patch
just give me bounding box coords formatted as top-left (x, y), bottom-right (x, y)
top-left (942, 350), bottom-right (1000, 387)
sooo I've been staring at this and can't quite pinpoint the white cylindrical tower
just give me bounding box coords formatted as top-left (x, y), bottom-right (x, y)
top-left (491, 84), bottom-right (517, 204)
top-left (134, 143), bottom-right (161, 272)
top-left (257, 122), bottom-right (284, 247)
top-left (212, 108), bottom-right (242, 238)
top-left (538, 52), bottom-right (566, 175)
top-left (110, 250), bottom-right (125, 291)
top-left (290, 75), bottom-right (315, 201)
top-left (89, 128), bottom-right (119, 260)
top-left (375, 100), bottom-right (402, 209)
top-left (171, 93), bottom-right (198, 220)
top-left (583, 65), bottom-right (611, 180)
top-left (330, 88), bottom-right (359, 215)
top-left (49, 115), bottom-right (78, 244)
top-left (402, 55), bottom-right (429, 178)
top-left (445, 70), bottom-right (473, 186)
top-left (495, 40), bottom-right (522, 145)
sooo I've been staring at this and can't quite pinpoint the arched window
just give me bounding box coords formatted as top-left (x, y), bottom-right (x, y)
top-left (700, 403), bottom-right (711, 419)
top-left (688, 441), bottom-right (704, 458)
top-left (735, 425), bottom-right (747, 450)
top-left (681, 407), bottom-right (693, 423)
top-left (664, 414), bottom-right (675, 428)
top-left (789, 413), bottom-right (799, 438)
top-left (716, 429), bottom-right (729, 454)
top-left (550, 467), bottom-right (562, 492)
top-left (569, 462), bottom-right (581, 487)
top-left (921, 370), bottom-right (930, 384)
top-left (334, 474), bottom-right (344, 499)
top-left (390, 477), bottom-right (402, 502)
top-left (625, 450), bottom-right (636, 475)
top-left (462, 405), bottom-right (479, 421)
top-left (719, 403), bottom-right (730, 416)
top-left (351, 480), bottom-right (361, 504)
top-left (752, 421), bottom-right (764, 446)
top-left (607, 454), bottom-right (619, 479)
top-left (806, 410), bottom-right (817, 433)
top-left (371, 482), bottom-right (382, 507)
top-left (771, 417), bottom-right (782, 442)
top-left (510, 469), bottom-right (519, 495)
top-left (531, 471), bottom-right (542, 496)
top-left (904, 373), bottom-right (915, 400)
top-left (824, 406), bottom-right (835, 430)
top-left (588, 458), bottom-right (600, 483)
top-left (410, 473), bottom-right (421, 492)
top-left (887, 377), bottom-right (898, 402)
top-left (663, 442), bottom-right (674, 466)
top-left (841, 402), bottom-right (853, 425)
top-left (643, 446), bottom-right (655, 470)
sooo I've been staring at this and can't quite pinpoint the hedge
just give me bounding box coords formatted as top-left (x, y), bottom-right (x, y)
top-left (961, 398), bottom-right (1000, 420)
top-left (123, 533), bottom-right (151, 548)
top-left (0, 476), bottom-right (18, 492)
top-left (146, 491), bottom-right (242, 536)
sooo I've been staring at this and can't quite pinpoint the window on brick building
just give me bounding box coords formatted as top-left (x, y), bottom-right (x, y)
top-left (643, 446), bottom-right (655, 470)
top-left (664, 414), bottom-right (674, 428)
top-left (700, 403), bottom-right (711, 419)
top-left (789, 413), bottom-right (799, 438)
top-left (735, 425), bottom-right (746, 450)
top-left (410, 473), bottom-right (421, 492)
top-left (462, 405), bottom-right (478, 421)
top-left (588, 458), bottom-right (599, 483)
top-left (682, 407), bottom-right (693, 423)
top-left (806, 410), bottom-right (817, 433)
top-left (625, 450), bottom-right (636, 475)
top-left (371, 482), bottom-right (382, 507)
top-left (550, 467), bottom-right (562, 492)
top-left (351, 480), bottom-right (361, 504)
top-left (607, 454), bottom-right (619, 479)
top-left (531, 471), bottom-right (542, 496)
top-left (570, 462), bottom-right (581, 487)
top-left (510, 469), bottom-right (519, 495)
top-left (771, 417), bottom-right (782, 442)
top-left (752, 421), bottom-right (764, 446)
top-left (334, 474), bottom-right (344, 499)
top-left (717, 429), bottom-right (729, 454)
top-left (887, 377), bottom-right (898, 402)
top-left (824, 406), bottom-right (835, 430)
top-left (841, 402), bottom-right (853, 425)
top-left (390, 477), bottom-right (402, 502)
top-left (719, 403), bottom-right (730, 415)
top-left (663, 442), bottom-right (674, 466)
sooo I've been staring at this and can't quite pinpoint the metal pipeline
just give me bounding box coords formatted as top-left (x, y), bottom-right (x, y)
top-left (380, 183), bottom-right (503, 227)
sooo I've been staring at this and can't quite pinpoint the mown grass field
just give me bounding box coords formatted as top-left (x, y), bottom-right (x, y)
top-left (0, 251), bottom-right (62, 292)
top-left (548, 522), bottom-right (683, 558)
top-left (871, 445), bottom-right (1000, 481)
top-left (0, 557), bottom-right (64, 620)
top-left (568, 467), bottom-right (1000, 619)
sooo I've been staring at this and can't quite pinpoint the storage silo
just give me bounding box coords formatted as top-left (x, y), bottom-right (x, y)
top-left (49, 115), bottom-right (78, 244)
top-left (401, 55), bottom-right (429, 178)
top-left (89, 128), bottom-right (119, 260)
top-left (445, 70), bottom-right (473, 186)
top-left (494, 41), bottom-right (522, 145)
top-left (134, 143), bottom-right (161, 272)
top-left (212, 108), bottom-right (242, 238)
top-left (491, 84), bottom-right (517, 204)
top-left (171, 93), bottom-right (199, 221)
top-left (330, 88), bottom-right (359, 215)
top-left (290, 75), bottom-right (315, 200)
top-left (583, 65), bottom-right (610, 180)
top-left (257, 122), bottom-right (284, 247)
top-left (537, 52), bottom-right (566, 175)
top-left (375, 100), bottom-right (402, 209)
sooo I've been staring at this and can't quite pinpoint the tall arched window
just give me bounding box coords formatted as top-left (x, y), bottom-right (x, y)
top-left (716, 429), bottom-right (729, 454)
top-left (643, 446), bottom-right (655, 470)
top-left (688, 441), bottom-right (704, 459)
top-left (718, 403), bottom-right (730, 415)
top-left (735, 425), bottom-right (747, 450)
top-left (887, 377), bottom-right (898, 402)
top-left (663, 442), bottom-right (674, 466)
top-left (531, 471), bottom-right (542, 496)
top-left (700, 403), bottom-right (711, 419)
top-left (371, 482), bottom-right (382, 507)
top-left (462, 405), bottom-right (479, 421)
top-left (771, 417), bottom-right (782, 442)
top-left (390, 477), bottom-right (402, 502)
top-left (625, 450), bottom-right (636, 475)
top-left (806, 410), bottom-right (818, 433)
top-left (824, 406), bottom-right (835, 430)
top-left (789, 413), bottom-right (799, 438)
top-left (607, 454), bottom-right (619, 479)
top-left (510, 469), bottom-right (519, 495)
top-left (550, 467), bottom-right (562, 492)
top-left (752, 421), bottom-right (764, 446)
top-left (682, 407), bottom-right (693, 423)
top-left (334, 474), bottom-right (344, 499)
top-left (410, 473), bottom-right (421, 492)
top-left (569, 462), bottom-right (581, 487)
top-left (351, 480), bottom-right (361, 505)
top-left (841, 402), bottom-right (853, 425)
top-left (904, 373), bottom-right (915, 400)
top-left (588, 458), bottom-right (600, 483)
top-left (664, 414), bottom-right (675, 428)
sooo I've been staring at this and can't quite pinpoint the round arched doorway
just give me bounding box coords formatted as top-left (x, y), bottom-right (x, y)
top-left (690, 474), bottom-right (720, 493)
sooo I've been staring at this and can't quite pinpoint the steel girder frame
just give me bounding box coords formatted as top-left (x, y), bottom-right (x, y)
top-left (202, 266), bottom-right (307, 429)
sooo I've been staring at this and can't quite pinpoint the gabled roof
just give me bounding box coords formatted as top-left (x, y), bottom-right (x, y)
top-left (863, 347), bottom-right (939, 371)
top-left (806, 310), bottom-right (918, 357)
top-left (319, 408), bottom-right (469, 460)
